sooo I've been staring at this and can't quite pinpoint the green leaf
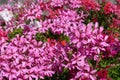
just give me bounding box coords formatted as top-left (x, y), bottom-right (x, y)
top-left (35, 33), bottom-right (46, 42)
top-left (62, 35), bottom-right (70, 43)
top-left (88, 59), bottom-right (97, 68)
top-left (108, 64), bottom-right (120, 80)
top-left (8, 28), bottom-right (23, 39)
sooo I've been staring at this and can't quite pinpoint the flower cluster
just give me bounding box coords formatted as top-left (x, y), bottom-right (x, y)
top-left (0, 0), bottom-right (120, 80)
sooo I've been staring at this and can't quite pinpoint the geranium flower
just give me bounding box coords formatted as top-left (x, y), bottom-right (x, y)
top-left (81, 0), bottom-right (100, 11)
top-left (97, 69), bottom-right (108, 79)
top-left (0, 0), bottom-right (119, 80)
top-left (104, 2), bottom-right (116, 14)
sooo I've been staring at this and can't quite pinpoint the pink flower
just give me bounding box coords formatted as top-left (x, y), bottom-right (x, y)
top-left (97, 69), bottom-right (108, 79)
top-left (81, 0), bottom-right (100, 11)
top-left (0, 28), bottom-right (8, 40)
top-left (50, 0), bottom-right (65, 7)
top-left (104, 2), bottom-right (116, 14)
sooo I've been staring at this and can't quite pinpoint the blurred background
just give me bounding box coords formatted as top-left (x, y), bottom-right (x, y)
top-left (0, 0), bottom-right (117, 5)
top-left (0, 0), bottom-right (7, 5)
top-left (0, 0), bottom-right (23, 5)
